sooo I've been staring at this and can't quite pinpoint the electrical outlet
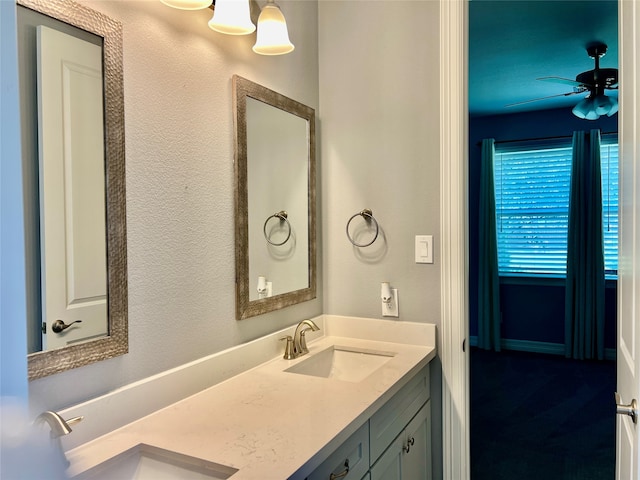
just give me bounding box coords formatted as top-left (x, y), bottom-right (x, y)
top-left (382, 288), bottom-right (399, 317)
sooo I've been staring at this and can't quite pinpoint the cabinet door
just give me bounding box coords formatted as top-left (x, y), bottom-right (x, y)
top-left (370, 401), bottom-right (432, 480)
top-left (369, 434), bottom-right (404, 480)
top-left (402, 401), bottom-right (431, 480)
top-left (370, 365), bottom-right (430, 463)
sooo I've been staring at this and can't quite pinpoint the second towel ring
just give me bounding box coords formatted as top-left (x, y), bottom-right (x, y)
top-left (263, 211), bottom-right (292, 246)
top-left (346, 208), bottom-right (379, 247)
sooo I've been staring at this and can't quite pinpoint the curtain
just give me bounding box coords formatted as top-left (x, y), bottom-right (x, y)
top-left (565, 130), bottom-right (605, 360)
top-left (478, 138), bottom-right (501, 351)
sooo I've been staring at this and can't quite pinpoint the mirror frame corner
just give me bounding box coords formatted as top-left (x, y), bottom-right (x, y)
top-left (232, 75), bottom-right (317, 320)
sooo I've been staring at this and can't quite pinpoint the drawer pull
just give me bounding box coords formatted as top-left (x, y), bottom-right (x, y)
top-left (329, 459), bottom-right (349, 479)
top-left (403, 436), bottom-right (415, 453)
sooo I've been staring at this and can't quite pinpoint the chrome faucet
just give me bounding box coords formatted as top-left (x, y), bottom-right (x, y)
top-left (35, 410), bottom-right (83, 438)
top-left (292, 319), bottom-right (320, 358)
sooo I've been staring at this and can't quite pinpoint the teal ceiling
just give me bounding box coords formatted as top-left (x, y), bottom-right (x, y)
top-left (469, 0), bottom-right (618, 117)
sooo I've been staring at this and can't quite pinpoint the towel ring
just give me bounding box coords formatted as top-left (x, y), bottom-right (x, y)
top-left (263, 211), bottom-right (292, 246)
top-left (346, 208), bottom-right (379, 247)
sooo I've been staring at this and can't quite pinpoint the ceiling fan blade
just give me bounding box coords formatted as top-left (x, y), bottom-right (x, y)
top-left (505, 91), bottom-right (582, 108)
top-left (536, 76), bottom-right (589, 88)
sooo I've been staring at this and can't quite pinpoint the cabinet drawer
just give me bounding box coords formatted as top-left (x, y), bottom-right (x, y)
top-left (307, 422), bottom-right (370, 480)
top-left (369, 365), bottom-right (430, 463)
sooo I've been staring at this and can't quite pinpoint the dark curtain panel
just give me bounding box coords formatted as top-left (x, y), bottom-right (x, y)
top-left (565, 130), bottom-right (605, 360)
top-left (478, 138), bottom-right (501, 351)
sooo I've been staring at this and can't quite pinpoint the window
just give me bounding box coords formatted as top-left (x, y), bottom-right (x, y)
top-left (494, 137), bottom-right (618, 277)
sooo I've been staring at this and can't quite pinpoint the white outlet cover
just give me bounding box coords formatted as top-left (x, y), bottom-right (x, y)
top-left (382, 289), bottom-right (399, 317)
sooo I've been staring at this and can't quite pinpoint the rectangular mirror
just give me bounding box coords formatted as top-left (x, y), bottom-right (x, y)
top-left (17, 0), bottom-right (128, 380)
top-left (233, 75), bottom-right (316, 320)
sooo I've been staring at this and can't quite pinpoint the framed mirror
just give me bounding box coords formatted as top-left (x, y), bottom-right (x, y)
top-left (17, 0), bottom-right (128, 380)
top-left (233, 75), bottom-right (316, 320)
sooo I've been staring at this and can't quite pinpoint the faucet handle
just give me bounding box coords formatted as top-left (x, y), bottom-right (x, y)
top-left (280, 336), bottom-right (295, 360)
top-left (66, 416), bottom-right (84, 427)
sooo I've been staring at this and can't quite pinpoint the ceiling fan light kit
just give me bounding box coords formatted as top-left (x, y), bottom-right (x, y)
top-left (572, 92), bottom-right (618, 120)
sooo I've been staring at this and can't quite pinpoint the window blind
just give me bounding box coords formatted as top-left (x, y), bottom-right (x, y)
top-left (494, 139), bottom-right (618, 277)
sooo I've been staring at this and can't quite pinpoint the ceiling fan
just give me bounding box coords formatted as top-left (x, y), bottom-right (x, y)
top-left (507, 42), bottom-right (618, 120)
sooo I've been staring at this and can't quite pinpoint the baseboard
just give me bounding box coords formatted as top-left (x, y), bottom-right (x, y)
top-left (469, 336), bottom-right (616, 360)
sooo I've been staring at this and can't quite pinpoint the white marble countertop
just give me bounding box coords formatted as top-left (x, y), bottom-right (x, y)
top-left (65, 317), bottom-right (436, 480)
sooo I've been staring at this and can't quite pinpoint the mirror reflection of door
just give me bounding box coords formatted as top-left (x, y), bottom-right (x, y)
top-left (36, 25), bottom-right (108, 350)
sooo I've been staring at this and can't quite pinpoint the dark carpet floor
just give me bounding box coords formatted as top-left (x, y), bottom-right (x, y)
top-left (470, 348), bottom-right (616, 480)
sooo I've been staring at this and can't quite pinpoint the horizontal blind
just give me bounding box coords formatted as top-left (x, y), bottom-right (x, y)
top-left (601, 141), bottom-right (619, 274)
top-left (494, 147), bottom-right (572, 275)
top-left (494, 140), bottom-right (618, 277)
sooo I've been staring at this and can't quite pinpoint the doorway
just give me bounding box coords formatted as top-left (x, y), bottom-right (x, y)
top-left (467, 1), bottom-right (618, 478)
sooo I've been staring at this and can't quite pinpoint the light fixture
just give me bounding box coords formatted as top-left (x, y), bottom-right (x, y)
top-left (252, 0), bottom-right (294, 55)
top-left (208, 0), bottom-right (255, 35)
top-left (160, 0), bottom-right (294, 55)
top-left (572, 90), bottom-right (618, 120)
top-left (594, 93), bottom-right (618, 116)
top-left (160, 0), bottom-right (212, 10)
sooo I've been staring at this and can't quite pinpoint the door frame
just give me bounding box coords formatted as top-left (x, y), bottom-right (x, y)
top-left (439, 1), bottom-right (469, 478)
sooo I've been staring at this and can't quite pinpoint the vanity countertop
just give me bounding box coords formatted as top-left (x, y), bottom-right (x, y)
top-left (65, 317), bottom-right (436, 480)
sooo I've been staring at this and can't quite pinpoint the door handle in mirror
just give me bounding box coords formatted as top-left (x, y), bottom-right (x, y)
top-left (615, 392), bottom-right (638, 424)
top-left (51, 319), bottom-right (82, 333)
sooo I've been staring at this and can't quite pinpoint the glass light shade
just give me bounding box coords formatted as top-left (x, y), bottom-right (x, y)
top-left (252, 2), bottom-right (294, 55)
top-left (572, 97), bottom-right (600, 120)
top-left (208, 0), bottom-right (255, 35)
top-left (160, 0), bottom-right (212, 10)
top-left (593, 94), bottom-right (615, 115)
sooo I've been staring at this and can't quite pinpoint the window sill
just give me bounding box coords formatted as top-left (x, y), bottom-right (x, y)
top-left (499, 274), bottom-right (617, 288)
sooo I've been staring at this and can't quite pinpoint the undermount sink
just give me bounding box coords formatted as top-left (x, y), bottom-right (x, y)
top-left (285, 345), bottom-right (396, 382)
top-left (72, 444), bottom-right (238, 480)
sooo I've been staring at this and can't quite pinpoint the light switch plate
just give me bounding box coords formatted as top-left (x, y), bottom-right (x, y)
top-left (415, 235), bottom-right (433, 264)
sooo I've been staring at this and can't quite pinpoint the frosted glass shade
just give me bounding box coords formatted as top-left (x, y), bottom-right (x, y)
top-left (573, 97), bottom-right (599, 120)
top-left (252, 2), bottom-right (294, 55)
top-left (594, 94), bottom-right (615, 115)
top-left (208, 0), bottom-right (255, 35)
top-left (160, 0), bottom-right (212, 10)
top-left (573, 93), bottom-right (618, 120)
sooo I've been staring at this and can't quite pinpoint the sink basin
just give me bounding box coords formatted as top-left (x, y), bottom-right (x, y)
top-left (285, 345), bottom-right (395, 382)
top-left (73, 444), bottom-right (238, 480)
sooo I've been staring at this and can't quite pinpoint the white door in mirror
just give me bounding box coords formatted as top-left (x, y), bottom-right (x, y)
top-left (37, 25), bottom-right (108, 350)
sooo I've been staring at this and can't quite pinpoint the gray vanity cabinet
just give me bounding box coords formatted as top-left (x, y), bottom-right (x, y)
top-left (300, 364), bottom-right (431, 480)
top-left (369, 366), bottom-right (430, 463)
top-left (370, 401), bottom-right (432, 480)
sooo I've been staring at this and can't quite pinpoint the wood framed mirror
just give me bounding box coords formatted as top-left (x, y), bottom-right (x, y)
top-left (233, 75), bottom-right (316, 320)
top-left (17, 0), bottom-right (128, 379)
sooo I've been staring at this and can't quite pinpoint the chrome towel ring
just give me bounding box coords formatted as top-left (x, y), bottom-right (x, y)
top-left (346, 208), bottom-right (379, 247)
top-left (263, 211), bottom-right (292, 246)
